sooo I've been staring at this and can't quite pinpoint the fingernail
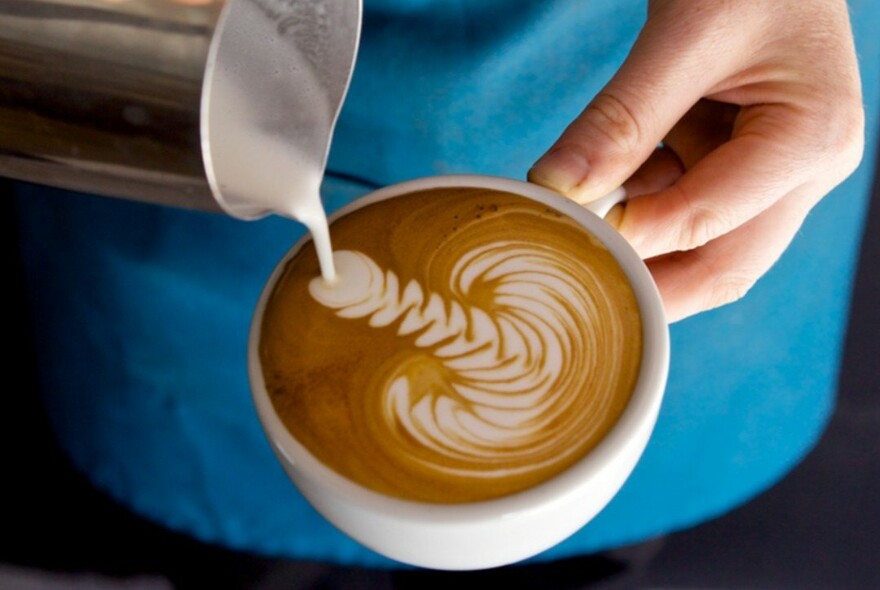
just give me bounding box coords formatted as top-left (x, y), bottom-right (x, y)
top-left (604, 204), bottom-right (624, 230)
top-left (529, 147), bottom-right (589, 193)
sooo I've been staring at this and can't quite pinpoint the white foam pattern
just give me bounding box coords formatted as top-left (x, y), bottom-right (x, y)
top-left (309, 242), bottom-right (629, 479)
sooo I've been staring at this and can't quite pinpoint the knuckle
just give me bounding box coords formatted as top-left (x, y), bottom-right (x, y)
top-left (706, 272), bottom-right (757, 310)
top-left (580, 91), bottom-right (644, 156)
top-left (693, 243), bottom-right (763, 312)
top-left (680, 207), bottom-right (722, 251)
top-left (803, 99), bottom-right (865, 176)
top-left (670, 186), bottom-right (727, 251)
top-left (836, 105), bottom-right (866, 175)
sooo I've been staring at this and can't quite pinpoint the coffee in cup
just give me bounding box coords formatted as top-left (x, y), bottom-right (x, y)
top-left (259, 186), bottom-right (642, 503)
top-left (250, 175), bottom-right (668, 570)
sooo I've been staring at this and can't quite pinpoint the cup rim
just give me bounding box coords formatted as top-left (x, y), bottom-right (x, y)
top-left (249, 173), bottom-right (669, 524)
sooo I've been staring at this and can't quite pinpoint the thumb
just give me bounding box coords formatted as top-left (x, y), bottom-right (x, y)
top-left (528, 6), bottom-right (740, 203)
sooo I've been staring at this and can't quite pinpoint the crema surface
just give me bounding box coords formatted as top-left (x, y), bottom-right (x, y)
top-left (260, 188), bottom-right (643, 503)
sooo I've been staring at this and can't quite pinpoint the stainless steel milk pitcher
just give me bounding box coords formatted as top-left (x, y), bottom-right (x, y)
top-left (0, 0), bottom-right (361, 215)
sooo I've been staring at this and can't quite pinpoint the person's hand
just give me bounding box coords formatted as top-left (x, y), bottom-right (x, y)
top-left (528, 0), bottom-right (864, 322)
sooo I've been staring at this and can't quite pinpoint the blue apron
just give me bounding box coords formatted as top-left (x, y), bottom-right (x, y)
top-left (12, 0), bottom-right (880, 567)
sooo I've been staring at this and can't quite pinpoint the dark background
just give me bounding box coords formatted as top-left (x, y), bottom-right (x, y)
top-left (1, 141), bottom-right (877, 589)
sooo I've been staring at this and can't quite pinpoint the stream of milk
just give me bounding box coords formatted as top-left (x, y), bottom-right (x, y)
top-left (203, 0), bottom-right (358, 282)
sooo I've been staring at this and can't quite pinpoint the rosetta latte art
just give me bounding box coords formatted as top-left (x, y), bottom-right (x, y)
top-left (261, 189), bottom-right (642, 502)
top-left (309, 241), bottom-right (631, 481)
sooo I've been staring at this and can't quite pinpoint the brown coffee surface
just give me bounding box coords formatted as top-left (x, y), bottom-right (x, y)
top-left (259, 188), bottom-right (642, 503)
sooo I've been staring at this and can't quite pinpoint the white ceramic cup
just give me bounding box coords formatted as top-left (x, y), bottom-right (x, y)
top-left (249, 174), bottom-right (670, 570)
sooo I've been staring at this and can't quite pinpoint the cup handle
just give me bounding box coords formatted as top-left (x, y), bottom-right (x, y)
top-left (583, 186), bottom-right (627, 219)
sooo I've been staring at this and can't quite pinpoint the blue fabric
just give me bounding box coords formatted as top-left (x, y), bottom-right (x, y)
top-left (12, 0), bottom-right (880, 568)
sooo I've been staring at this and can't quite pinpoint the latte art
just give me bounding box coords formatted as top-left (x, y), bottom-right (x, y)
top-left (260, 188), bottom-right (642, 502)
top-left (309, 241), bottom-right (629, 482)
